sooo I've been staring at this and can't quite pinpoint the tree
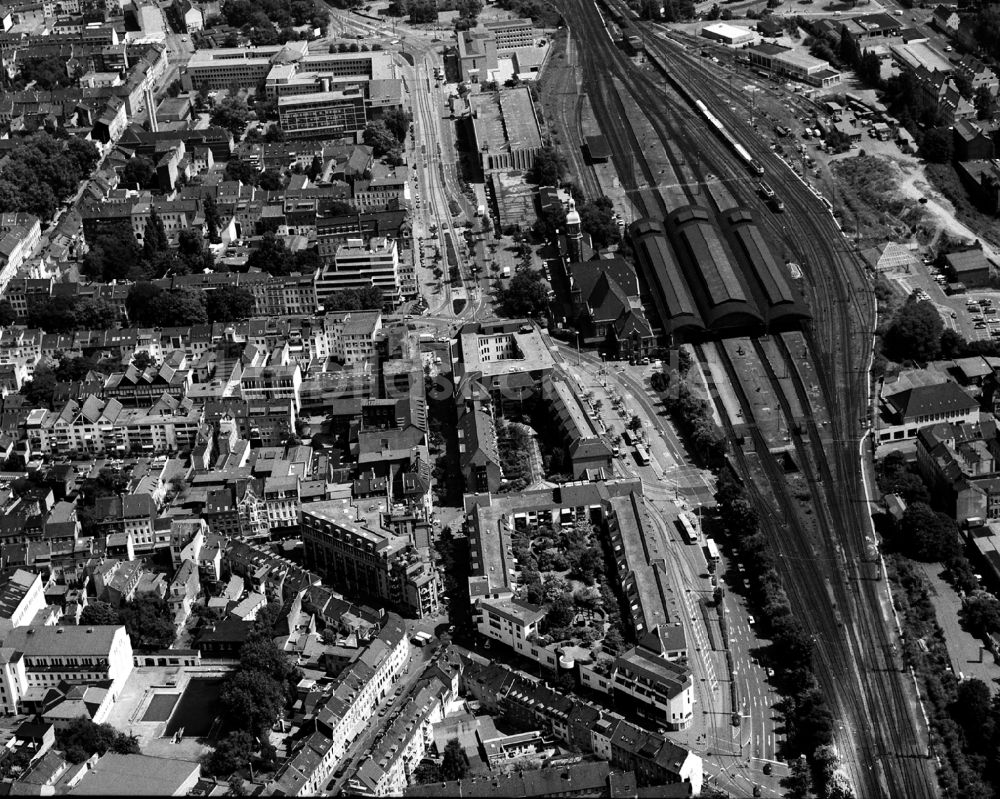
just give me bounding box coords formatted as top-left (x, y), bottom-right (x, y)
top-left (203, 730), bottom-right (255, 777)
top-left (962, 592), bottom-right (1000, 639)
top-left (328, 201), bottom-right (358, 216)
top-left (20, 363), bottom-right (57, 408)
top-left (322, 286), bottom-right (384, 311)
top-left (126, 282), bottom-right (164, 325)
top-left (82, 228), bottom-right (144, 283)
top-left (57, 718), bottom-right (139, 764)
top-left (498, 270), bottom-right (549, 318)
top-left (952, 71), bottom-right (974, 100)
top-left (154, 289), bottom-right (209, 327)
top-left (220, 669), bottom-right (286, 733)
top-left (883, 299), bottom-right (943, 363)
top-left (206, 286), bottom-right (256, 323)
top-left (381, 108), bottom-right (412, 142)
top-left (225, 157), bottom-right (259, 185)
top-left (307, 155), bottom-right (324, 181)
top-left (952, 678), bottom-right (995, 745)
top-left (534, 203), bottom-right (566, 244)
top-left (629, 414), bottom-right (642, 431)
top-left (414, 761), bottom-right (442, 783)
top-left (247, 232), bottom-right (297, 277)
top-left (258, 168), bottom-right (284, 191)
top-left (440, 738), bottom-right (470, 781)
top-left (79, 600), bottom-right (121, 626)
top-left (898, 502), bottom-right (960, 562)
top-left (975, 85), bottom-right (997, 121)
top-left (877, 451), bottom-right (930, 504)
top-left (939, 327), bottom-right (967, 359)
top-left (73, 298), bottom-right (117, 330)
top-left (211, 95), bottom-right (251, 136)
top-left (578, 196), bottom-right (620, 249)
top-left (531, 146), bottom-right (567, 185)
top-left (19, 54), bottom-right (74, 89)
top-left (203, 194), bottom-right (221, 243)
top-left (119, 593), bottom-right (176, 650)
top-left (0, 133), bottom-right (97, 219)
top-left (782, 755), bottom-right (813, 799)
top-left (362, 119), bottom-right (400, 159)
top-left (920, 126), bottom-right (954, 164)
top-left (27, 296), bottom-right (83, 334)
top-left (263, 124), bottom-right (285, 143)
top-left (239, 633), bottom-right (294, 684)
top-left (132, 351), bottom-right (156, 372)
top-left (177, 229), bottom-right (215, 273)
top-left (142, 209), bottom-right (169, 262)
top-left (0, 299), bottom-right (15, 326)
top-left (122, 156), bottom-right (156, 190)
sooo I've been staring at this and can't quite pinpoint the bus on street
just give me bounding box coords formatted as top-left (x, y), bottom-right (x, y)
top-left (634, 445), bottom-right (650, 466)
top-left (704, 537), bottom-right (720, 564)
top-left (677, 512), bottom-right (700, 544)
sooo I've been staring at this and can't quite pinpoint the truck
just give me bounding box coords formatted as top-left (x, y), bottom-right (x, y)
top-left (476, 204), bottom-right (485, 217)
top-left (411, 631), bottom-right (433, 647)
top-left (501, 265), bottom-right (511, 278)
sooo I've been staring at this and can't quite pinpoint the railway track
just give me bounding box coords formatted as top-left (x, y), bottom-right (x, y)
top-left (554, 0), bottom-right (936, 795)
top-left (538, 29), bottom-right (602, 199)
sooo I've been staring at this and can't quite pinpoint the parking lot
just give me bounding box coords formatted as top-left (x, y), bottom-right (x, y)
top-left (890, 265), bottom-right (1000, 343)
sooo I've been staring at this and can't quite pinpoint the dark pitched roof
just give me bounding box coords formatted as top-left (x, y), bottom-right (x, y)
top-left (886, 381), bottom-right (978, 419)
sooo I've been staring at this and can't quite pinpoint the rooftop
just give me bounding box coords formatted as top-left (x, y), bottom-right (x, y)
top-left (470, 87), bottom-right (542, 155)
top-left (4, 624), bottom-right (123, 656)
top-left (68, 753), bottom-right (199, 795)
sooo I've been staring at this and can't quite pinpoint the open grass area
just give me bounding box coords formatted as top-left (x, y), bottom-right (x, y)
top-left (833, 154), bottom-right (925, 243)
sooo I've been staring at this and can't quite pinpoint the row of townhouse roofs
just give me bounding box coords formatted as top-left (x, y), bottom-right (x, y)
top-left (0, 307), bottom-right (391, 390)
top-left (81, 159), bottom-right (413, 237)
top-left (0, 309), bottom-right (432, 439)
top-left (0, 324), bottom-right (430, 435)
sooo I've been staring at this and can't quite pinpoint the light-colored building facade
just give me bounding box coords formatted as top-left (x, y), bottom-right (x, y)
top-left (316, 237), bottom-right (399, 308)
top-left (0, 625), bottom-right (133, 714)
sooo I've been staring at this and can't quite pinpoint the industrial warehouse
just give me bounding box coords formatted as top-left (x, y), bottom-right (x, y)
top-left (629, 208), bottom-right (809, 340)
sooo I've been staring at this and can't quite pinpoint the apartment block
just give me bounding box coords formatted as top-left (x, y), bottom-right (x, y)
top-left (302, 500), bottom-right (440, 618)
top-left (323, 311), bottom-right (382, 365)
top-left (278, 87), bottom-right (368, 139)
top-left (316, 237), bottom-right (399, 308)
top-left (0, 625), bottom-right (133, 714)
